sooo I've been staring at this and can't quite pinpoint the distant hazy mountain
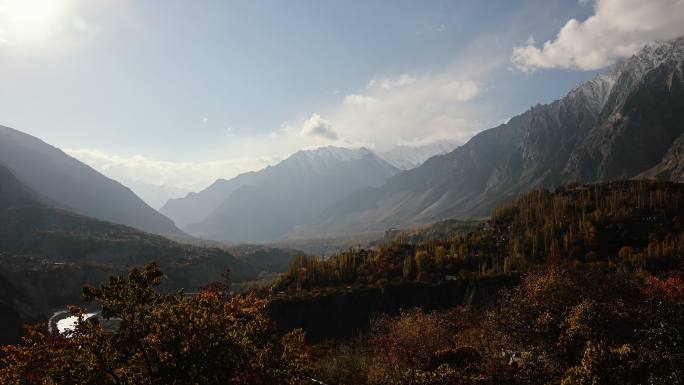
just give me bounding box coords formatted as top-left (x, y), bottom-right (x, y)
top-left (160, 142), bottom-right (455, 228)
top-left (160, 171), bottom-right (262, 229)
top-left (121, 179), bottom-right (190, 210)
top-left (379, 140), bottom-right (458, 170)
top-left (0, 125), bottom-right (182, 235)
top-left (307, 37), bottom-right (684, 235)
top-left (181, 147), bottom-right (399, 243)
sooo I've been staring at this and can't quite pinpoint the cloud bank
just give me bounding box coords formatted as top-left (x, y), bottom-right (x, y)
top-left (512, 0), bottom-right (684, 72)
top-left (325, 69), bottom-right (489, 150)
top-left (66, 148), bottom-right (282, 193)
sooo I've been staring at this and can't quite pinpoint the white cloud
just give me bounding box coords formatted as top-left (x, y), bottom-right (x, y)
top-left (439, 80), bottom-right (481, 102)
top-left (512, 0), bottom-right (684, 72)
top-left (298, 113), bottom-right (338, 140)
top-left (65, 148), bottom-right (281, 193)
top-left (325, 67), bottom-right (489, 150)
top-left (368, 73), bottom-right (416, 89)
top-left (343, 94), bottom-right (377, 108)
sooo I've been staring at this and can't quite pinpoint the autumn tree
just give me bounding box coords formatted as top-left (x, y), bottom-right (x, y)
top-left (0, 262), bottom-right (314, 385)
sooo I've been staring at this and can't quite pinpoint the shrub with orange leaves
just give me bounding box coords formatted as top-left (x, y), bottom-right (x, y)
top-left (0, 262), bottom-right (314, 385)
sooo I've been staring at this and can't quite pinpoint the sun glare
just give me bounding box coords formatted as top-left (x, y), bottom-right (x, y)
top-left (0, 0), bottom-right (69, 44)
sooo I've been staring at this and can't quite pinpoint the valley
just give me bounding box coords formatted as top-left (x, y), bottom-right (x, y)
top-left (1, 6), bottom-right (684, 382)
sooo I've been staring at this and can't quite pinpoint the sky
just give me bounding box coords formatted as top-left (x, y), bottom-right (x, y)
top-left (1, 0), bottom-right (683, 207)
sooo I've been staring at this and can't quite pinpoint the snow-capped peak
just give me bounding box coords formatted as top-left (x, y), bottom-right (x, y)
top-left (617, 37), bottom-right (684, 77)
top-left (566, 36), bottom-right (684, 116)
top-left (291, 146), bottom-right (372, 162)
top-left (567, 73), bottom-right (618, 115)
top-left (281, 146), bottom-right (380, 175)
top-left (379, 140), bottom-right (458, 170)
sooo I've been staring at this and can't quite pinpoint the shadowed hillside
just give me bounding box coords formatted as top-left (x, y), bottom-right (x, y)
top-left (0, 165), bottom-right (298, 343)
top-left (0, 125), bottom-right (183, 236)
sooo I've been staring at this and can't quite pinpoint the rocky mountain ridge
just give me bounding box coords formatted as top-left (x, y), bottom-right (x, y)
top-left (302, 37), bottom-right (684, 236)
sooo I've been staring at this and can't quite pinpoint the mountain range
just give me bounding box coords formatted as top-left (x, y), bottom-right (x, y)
top-left (0, 125), bottom-right (183, 236)
top-left (300, 37), bottom-right (684, 236)
top-left (163, 147), bottom-right (399, 243)
top-left (159, 143), bottom-right (450, 231)
top-left (157, 37), bottom-right (684, 243)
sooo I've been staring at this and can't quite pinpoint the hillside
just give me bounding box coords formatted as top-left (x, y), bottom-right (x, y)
top-left (277, 180), bottom-right (684, 293)
top-left (0, 165), bottom-right (298, 342)
top-left (160, 171), bottom-right (262, 229)
top-left (180, 147), bottom-right (399, 243)
top-left (266, 180), bottom-right (684, 347)
top-left (281, 181), bottom-right (684, 291)
top-left (307, 37), bottom-right (684, 236)
top-left (0, 125), bottom-right (183, 236)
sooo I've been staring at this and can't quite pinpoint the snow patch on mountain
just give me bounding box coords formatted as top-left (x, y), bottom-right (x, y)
top-left (379, 140), bottom-right (458, 170)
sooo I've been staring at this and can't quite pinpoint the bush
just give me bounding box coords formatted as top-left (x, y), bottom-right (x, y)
top-left (0, 262), bottom-right (314, 385)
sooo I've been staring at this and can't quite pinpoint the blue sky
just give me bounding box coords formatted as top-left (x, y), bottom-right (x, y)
top-left (0, 0), bottom-right (682, 203)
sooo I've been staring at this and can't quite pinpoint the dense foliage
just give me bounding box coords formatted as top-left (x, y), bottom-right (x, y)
top-left (275, 181), bottom-right (684, 292)
top-left (0, 263), bottom-right (313, 385)
top-left (314, 268), bottom-right (684, 385)
top-left (272, 181), bottom-right (684, 384)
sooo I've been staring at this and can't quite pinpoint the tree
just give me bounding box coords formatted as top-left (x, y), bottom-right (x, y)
top-left (403, 254), bottom-right (416, 280)
top-left (0, 262), bottom-right (314, 385)
top-left (415, 250), bottom-right (433, 273)
top-left (368, 309), bottom-right (459, 385)
top-left (488, 267), bottom-right (683, 385)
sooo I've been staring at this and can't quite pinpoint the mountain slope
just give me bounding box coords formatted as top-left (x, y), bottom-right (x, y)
top-left (309, 37), bottom-right (684, 235)
top-left (0, 125), bottom-right (182, 235)
top-left (0, 164), bottom-right (299, 342)
top-left (184, 147), bottom-right (399, 243)
top-left (640, 133), bottom-right (684, 181)
top-left (0, 163), bottom-right (256, 278)
top-left (160, 171), bottom-right (261, 228)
